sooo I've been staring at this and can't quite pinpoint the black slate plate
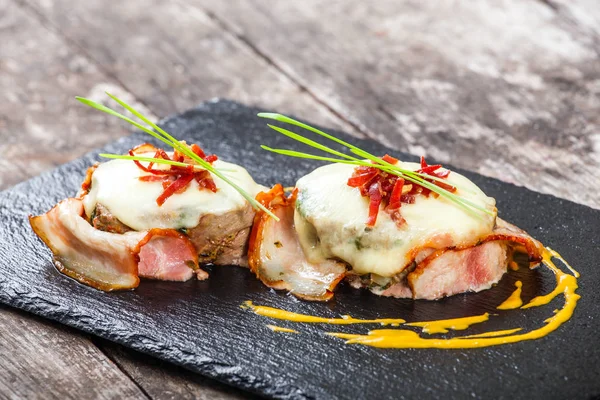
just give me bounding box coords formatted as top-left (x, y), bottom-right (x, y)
top-left (1, 100), bottom-right (599, 400)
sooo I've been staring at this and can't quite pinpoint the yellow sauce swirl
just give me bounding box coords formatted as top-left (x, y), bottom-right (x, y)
top-left (267, 325), bottom-right (299, 334)
top-left (462, 328), bottom-right (522, 338)
top-left (243, 248), bottom-right (580, 349)
top-left (242, 301), bottom-right (405, 325)
top-left (497, 281), bottom-right (523, 310)
top-left (405, 313), bottom-right (489, 334)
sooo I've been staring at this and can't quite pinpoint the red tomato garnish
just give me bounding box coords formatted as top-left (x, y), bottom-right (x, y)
top-left (131, 143), bottom-right (219, 206)
top-left (347, 155), bottom-right (455, 227)
top-left (387, 178), bottom-right (404, 211)
top-left (194, 170), bottom-right (218, 193)
top-left (365, 182), bottom-right (383, 227)
top-left (138, 175), bottom-right (170, 182)
top-left (203, 154), bottom-right (218, 163)
top-left (382, 154), bottom-right (398, 164)
top-left (191, 143), bottom-right (206, 159)
top-left (156, 174), bottom-right (195, 206)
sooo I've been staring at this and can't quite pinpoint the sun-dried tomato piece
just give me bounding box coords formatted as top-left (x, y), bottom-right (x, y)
top-left (418, 164), bottom-right (442, 174)
top-left (191, 144), bottom-right (206, 159)
top-left (433, 179), bottom-right (456, 192)
top-left (195, 170), bottom-right (218, 193)
top-left (139, 175), bottom-right (170, 182)
top-left (365, 182), bottom-right (383, 227)
top-left (382, 154), bottom-right (398, 164)
top-left (388, 209), bottom-right (406, 228)
top-left (156, 174), bottom-right (195, 206)
top-left (203, 154), bottom-right (218, 163)
top-left (347, 155), bottom-right (455, 226)
top-left (387, 178), bottom-right (404, 210)
top-left (400, 194), bottom-right (416, 204)
top-left (131, 143), bottom-right (219, 206)
top-left (347, 169), bottom-right (379, 187)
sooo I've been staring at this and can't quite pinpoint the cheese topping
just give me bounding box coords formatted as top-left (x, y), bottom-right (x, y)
top-left (294, 162), bottom-right (497, 277)
top-left (83, 155), bottom-right (264, 231)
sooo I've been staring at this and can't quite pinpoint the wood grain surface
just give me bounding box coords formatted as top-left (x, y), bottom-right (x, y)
top-left (0, 305), bottom-right (146, 400)
top-left (1, 0), bottom-right (598, 398)
top-left (195, 0), bottom-right (600, 210)
top-left (97, 340), bottom-right (255, 400)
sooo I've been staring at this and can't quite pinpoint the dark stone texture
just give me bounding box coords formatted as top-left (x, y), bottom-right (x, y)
top-left (0, 100), bottom-right (598, 399)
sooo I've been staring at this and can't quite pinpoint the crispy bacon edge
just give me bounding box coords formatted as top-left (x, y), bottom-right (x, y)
top-left (247, 184), bottom-right (294, 283)
top-left (77, 163), bottom-right (99, 199)
top-left (247, 184), bottom-right (346, 301)
top-left (29, 199), bottom-right (143, 291)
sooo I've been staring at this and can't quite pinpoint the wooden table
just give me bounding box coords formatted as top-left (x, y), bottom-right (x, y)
top-left (1, 0), bottom-right (598, 398)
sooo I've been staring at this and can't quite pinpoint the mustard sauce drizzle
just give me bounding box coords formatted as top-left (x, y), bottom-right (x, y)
top-left (242, 301), bottom-right (406, 325)
top-left (267, 325), bottom-right (299, 334)
top-left (244, 248), bottom-right (580, 349)
top-left (405, 313), bottom-right (489, 334)
top-left (497, 281), bottom-right (523, 310)
top-left (462, 328), bottom-right (522, 338)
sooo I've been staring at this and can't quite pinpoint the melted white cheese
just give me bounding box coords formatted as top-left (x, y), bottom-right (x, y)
top-left (294, 162), bottom-right (497, 277)
top-left (82, 155), bottom-right (264, 231)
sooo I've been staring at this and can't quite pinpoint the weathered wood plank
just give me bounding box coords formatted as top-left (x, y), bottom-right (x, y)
top-left (97, 340), bottom-right (256, 400)
top-left (0, 0), bottom-right (147, 190)
top-left (194, 0), bottom-right (600, 209)
top-left (0, 305), bottom-right (147, 400)
top-left (23, 0), bottom-right (355, 135)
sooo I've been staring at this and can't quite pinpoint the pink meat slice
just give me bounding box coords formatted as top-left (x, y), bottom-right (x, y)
top-left (137, 231), bottom-right (205, 281)
top-left (407, 241), bottom-right (509, 300)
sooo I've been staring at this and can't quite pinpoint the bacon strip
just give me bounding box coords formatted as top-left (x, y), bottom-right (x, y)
top-left (29, 199), bottom-right (208, 290)
top-left (248, 185), bottom-right (347, 301)
top-left (29, 198), bottom-right (146, 291)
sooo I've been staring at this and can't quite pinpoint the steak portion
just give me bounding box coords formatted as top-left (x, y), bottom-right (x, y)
top-left (91, 203), bottom-right (133, 234)
top-left (89, 202), bottom-right (255, 267)
top-left (186, 202), bottom-right (255, 266)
